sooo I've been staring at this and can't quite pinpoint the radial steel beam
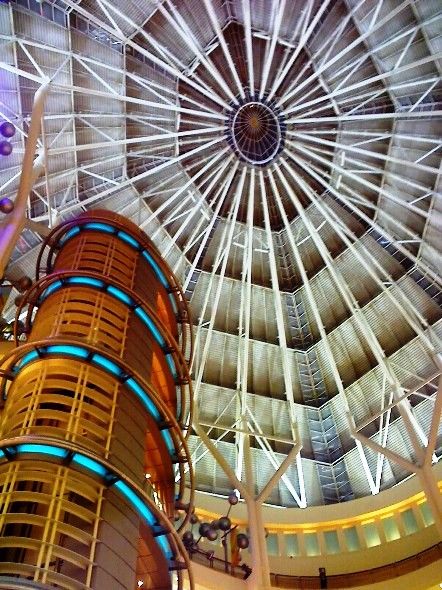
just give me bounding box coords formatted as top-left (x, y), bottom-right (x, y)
top-left (62, 0), bottom-right (231, 110)
top-left (284, 59), bottom-right (440, 118)
top-left (0, 54), bottom-right (225, 121)
top-left (192, 167), bottom-right (246, 397)
top-left (58, 136), bottom-right (225, 215)
top-left (259, 0), bottom-right (286, 100)
top-left (284, 150), bottom-right (438, 339)
top-left (268, 0), bottom-right (333, 103)
top-left (235, 169), bottom-right (255, 484)
top-left (156, 1), bottom-right (237, 105)
top-left (49, 125), bottom-right (224, 155)
top-left (287, 138), bottom-right (429, 220)
top-left (159, 153), bottom-right (234, 257)
top-left (241, 0), bottom-right (255, 97)
top-left (176, 160), bottom-right (238, 274)
top-left (287, 109), bottom-right (442, 125)
top-left (259, 170), bottom-right (297, 438)
top-left (288, 131), bottom-right (439, 177)
top-left (202, 0), bottom-right (245, 99)
top-left (142, 152), bottom-right (223, 229)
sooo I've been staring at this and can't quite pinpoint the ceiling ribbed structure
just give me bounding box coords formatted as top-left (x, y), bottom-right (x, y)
top-left (0, 0), bottom-right (441, 508)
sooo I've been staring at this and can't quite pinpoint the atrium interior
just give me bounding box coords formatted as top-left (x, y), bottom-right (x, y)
top-left (0, 0), bottom-right (441, 589)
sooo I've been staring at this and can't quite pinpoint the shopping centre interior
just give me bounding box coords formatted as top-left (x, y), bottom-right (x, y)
top-left (0, 0), bottom-right (441, 588)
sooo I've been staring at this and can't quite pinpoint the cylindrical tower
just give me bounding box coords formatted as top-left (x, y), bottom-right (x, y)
top-left (0, 210), bottom-right (194, 590)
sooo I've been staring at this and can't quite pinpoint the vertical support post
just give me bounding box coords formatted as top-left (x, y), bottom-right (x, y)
top-left (245, 498), bottom-right (272, 590)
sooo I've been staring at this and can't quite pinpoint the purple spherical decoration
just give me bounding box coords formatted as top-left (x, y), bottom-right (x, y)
top-left (0, 121), bottom-right (16, 138)
top-left (182, 531), bottom-right (194, 546)
top-left (0, 140), bottom-right (13, 156)
top-left (14, 295), bottom-right (25, 307)
top-left (198, 522), bottom-right (211, 537)
top-left (16, 276), bottom-right (32, 292)
top-left (236, 533), bottom-right (249, 549)
top-left (190, 513), bottom-right (199, 525)
top-left (206, 526), bottom-right (218, 542)
top-left (228, 492), bottom-right (239, 506)
top-left (218, 516), bottom-right (231, 532)
top-left (0, 197), bottom-right (14, 214)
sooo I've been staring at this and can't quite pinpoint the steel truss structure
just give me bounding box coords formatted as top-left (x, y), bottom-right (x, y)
top-left (0, 3), bottom-right (441, 585)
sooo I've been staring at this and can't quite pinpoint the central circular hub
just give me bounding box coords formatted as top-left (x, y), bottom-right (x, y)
top-left (228, 101), bottom-right (284, 166)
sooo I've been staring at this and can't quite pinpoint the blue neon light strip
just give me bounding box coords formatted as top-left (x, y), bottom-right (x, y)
top-left (117, 230), bottom-right (139, 249)
top-left (72, 453), bottom-right (108, 478)
top-left (69, 277), bottom-right (104, 289)
top-left (92, 353), bottom-right (123, 378)
top-left (42, 280), bottom-right (63, 298)
top-left (165, 354), bottom-right (177, 380)
top-left (16, 444), bottom-right (68, 459)
top-left (141, 251), bottom-right (168, 288)
top-left (45, 345), bottom-right (89, 359)
top-left (156, 534), bottom-right (174, 558)
top-left (168, 294), bottom-right (178, 314)
top-left (1, 442), bottom-right (173, 561)
top-left (106, 285), bottom-right (133, 306)
top-left (61, 226), bottom-right (80, 242)
top-left (134, 307), bottom-right (166, 348)
top-left (161, 431), bottom-right (175, 454)
top-left (125, 378), bottom-right (161, 421)
top-left (83, 222), bottom-right (114, 234)
top-left (114, 480), bottom-right (155, 525)
top-left (17, 350), bottom-right (39, 368)
top-left (111, 483), bottom-right (171, 558)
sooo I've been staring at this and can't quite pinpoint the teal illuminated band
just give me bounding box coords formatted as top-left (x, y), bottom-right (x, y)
top-left (0, 442), bottom-right (173, 559)
top-left (37, 276), bottom-right (178, 381)
top-left (10, 345), bottom-right (176, 455)
top-left (59, 222), bottom-right (178, 313)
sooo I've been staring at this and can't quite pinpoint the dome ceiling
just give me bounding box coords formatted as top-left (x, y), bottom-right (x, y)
top-left (0, 0), bottom-right (441, 507)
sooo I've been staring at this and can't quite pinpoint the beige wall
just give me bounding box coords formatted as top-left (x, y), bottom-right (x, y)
top-left (179, 560), bottom-right (442, 590)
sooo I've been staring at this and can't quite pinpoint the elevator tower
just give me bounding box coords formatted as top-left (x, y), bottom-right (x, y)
top-left (0, 210), bottom-right (194, 589)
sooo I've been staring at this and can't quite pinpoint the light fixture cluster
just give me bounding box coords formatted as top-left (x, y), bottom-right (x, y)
top-left (182, 491), bottom-right (251, 578)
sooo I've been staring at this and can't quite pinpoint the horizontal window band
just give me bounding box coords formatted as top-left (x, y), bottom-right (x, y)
top-left (0, 439), bottom-right (178, 561)
top-left (37, 275), bottom-right (179, 383)
top-left (8, 343), bottom-right (179, 457)
top-left (59, 222), bottom-right (176, 311)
